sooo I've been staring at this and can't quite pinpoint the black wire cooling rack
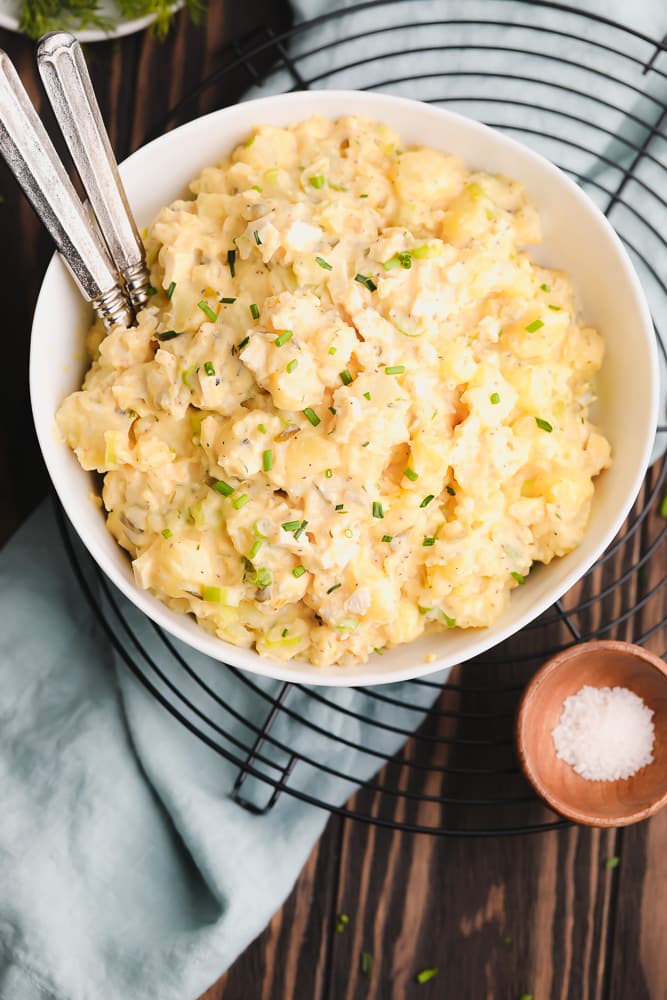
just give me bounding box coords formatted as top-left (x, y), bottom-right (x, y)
top-left (59, 0), bottom-right (667, 836)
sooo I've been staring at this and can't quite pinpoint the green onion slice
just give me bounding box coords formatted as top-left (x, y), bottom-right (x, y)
top-left (403, 467), bottom-right (418, 481)
top-left (262, 449), bottom-right (273, 471)
top-left (339, 369), bottom-right (353, 385)
top-left (274, 330), bottom-right (293, 347)
top-left (249, 303), bottom-right (260, 320)
top-left (204, 361), bottom-right (216, 377)
top-left (535, 417), bottom-right (553, 432)
top-left (198, 300), bottom-right (218, 322)
top-left (304, 407), bottom-right (320, 426)
top-left (355, 273), bottom-right (377, 292)
top-left (385, 365), bottom-right (405, 375)
top-left (166, 281), bottom-right (176, 298)
top-left (292, 565), bottom-right (307, 578)
top-left (212, 480), bottom-right (234, 497)
top-left (372, 501), bottom-right (384, 519)
top-left (525, 319), bottom-right (544, 333)
top-left (315, 256), bottom-right (332, 270)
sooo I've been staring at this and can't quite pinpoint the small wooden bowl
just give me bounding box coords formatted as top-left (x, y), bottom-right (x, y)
top-left (516, 640), bottom-right (667, 827)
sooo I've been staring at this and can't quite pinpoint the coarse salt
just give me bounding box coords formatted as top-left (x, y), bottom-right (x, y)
top-left (551, 685), bottom-right (655, 781)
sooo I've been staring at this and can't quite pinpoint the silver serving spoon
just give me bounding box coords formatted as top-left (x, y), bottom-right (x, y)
top-left (37, 32), bottom-right (152, 314)
top-left (0, 50), bottom-right (133, 331)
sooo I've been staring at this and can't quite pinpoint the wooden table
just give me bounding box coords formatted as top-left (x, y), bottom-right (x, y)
top-left (1, 4), bottom-right (666, 997)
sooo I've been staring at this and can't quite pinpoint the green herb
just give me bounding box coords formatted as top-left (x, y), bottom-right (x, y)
top-left (282, 520), bottom-right (301, 532)
top-left (325, 468), bottom-right (333, 478)
top-left (327, 583), bottom-right (342, 594)
top-left (328, 346), bottom-right (337, 355)
top-left (249, 303), bottom-right (260, 320)
top-left (446, 486), bottom-right (456, 496)
top-left (146, 285), bottom-right (157, 296)
top-left (420, 495), bottom-right (435, 508)
top-left (605, 856), bottom-right (621, 870)
top-left (238, 336), bottom-right (250, 350)
top-left (335, 504), bottom-right (344, 511)
top-left (410, 243), bottom-right (443, 260)
top-left (157, 330), bottom-right (182, 341)
top-left (340, 369), bottom-right (353, 385)
top-left (244, 135), bottom-right (255, 148)
top-left (328, 408), bottom-right (337, 417)
top-left (220, 296), bottom-right (237, 304)
top-left (227, 249), bottom-right (236, 277)
top-left (385, 365), bottom-right (405, 375)
top-left (251, 184), bottom-right (263, 192)
top-left (355, 273), bottom-right (377, 292)
top-left (525, 319), bottom-right (544, 333)
top-left (309, 175), bottom-right (326, 189)
top-left (198, 300), bottom-right (218, 322)
top-left (511, 571), bottom-right (526, 584)
top-left (304, 407), bottom-right (321, 427)
top-left (262, 449), bottom-right (273, 471)
top-left (274, 330), bottom-right (293, 347)
top-left (374, 646), bottom-right (383, 654)
top-left (258, 423), bottom-right (267, 434)
top-left (372, 501), bottom-right (384, 519)
top-left (535, 417), bottom-right (553, 432)
top-left (329, 181), bottom-right (347, 191)
top-left (540, 282), bottom-right (551, 292)
top-left (212, 480), bottom-right (234, 497)
top-left (383, 251), bottom-right (412, 270)
top-left (281, 627), bottom-right (289, 637)
top-left (360, 951), bottom-right (373, 975)
top-left (363, 391), bottom-right (371, 400)
top-left (382, 534), bottom-right (393, 543)
top-left (248, 538), bottom-right (262, 560)
top-left (548, 304), bottom-right (561, 311)
top-left (404, 467), bottom-right (419, 482)
top-left (254, 567), bottom-right (272, 588)
top-left (519, 995), bottom-right (533, 1000)
top-left (20, 0), bottom-right (201, 39)
top-left (416, 968), bottom-right (439, 985)
top-left (292, 565), bottom-right (307, 578)
top-left (362, 441), bottom-right (370, 448)
top-left (360, 193), bottom-right (369, 198)
top-left (423, 537), bottom-right (436, 546)
top-left (166, 281), bottom-right (176, 298)
top-left (253, 229), bottom-right (262, 245)
top-left (490, 392), bottom-right (500, 404)
top-left (315, 256), bottom-right (333, 270)
top-left (161, 528), bottom-right (173, 539)
top-left (443, 613), bottom-right (456, 628)
top-left (286, 359), bottom-right (298, 373)
top-left (660, 490), bottom-right (667, 518)
top-left (293, 520), bottom-right (308, 541)
top-left (231, 493), bottom-right (249, 510)
top-left (204, 361), bottom-right (216, 377)
top-left (335, 913), bottom-right (349, 932)
top-left (202, 585), bottom-right (222, 602)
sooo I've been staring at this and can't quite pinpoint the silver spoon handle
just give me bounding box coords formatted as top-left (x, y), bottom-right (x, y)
top-left (0, 50), bottom-right (132, 330)
top-left (37, 32), bottom-right (152, 313)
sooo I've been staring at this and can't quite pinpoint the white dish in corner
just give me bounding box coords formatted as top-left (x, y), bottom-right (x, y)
top-left (0, 0), bottom-right (180, 41)
top-left (30, 90), bottom-right (659, 686)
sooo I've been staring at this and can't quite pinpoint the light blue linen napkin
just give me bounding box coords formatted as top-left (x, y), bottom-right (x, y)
top-left (1, 4), bottom-right (666, 1000)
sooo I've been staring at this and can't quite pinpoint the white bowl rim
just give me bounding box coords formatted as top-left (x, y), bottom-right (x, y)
top-left (30, 89), bottom-right (660, 687)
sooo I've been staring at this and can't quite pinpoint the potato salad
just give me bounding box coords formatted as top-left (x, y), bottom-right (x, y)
top-left (56, 115), bottom-right (611, 666)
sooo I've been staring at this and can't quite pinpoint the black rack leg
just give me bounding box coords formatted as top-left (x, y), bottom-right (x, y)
top-left (230, 682), bottom-right (298, 814)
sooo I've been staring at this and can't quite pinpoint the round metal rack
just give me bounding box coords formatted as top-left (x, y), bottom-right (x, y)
top-left (59, 1), bottom-right (667, 835)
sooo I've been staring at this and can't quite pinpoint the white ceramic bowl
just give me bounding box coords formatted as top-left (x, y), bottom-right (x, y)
top-left (30, 90), bottom-right (659, 687)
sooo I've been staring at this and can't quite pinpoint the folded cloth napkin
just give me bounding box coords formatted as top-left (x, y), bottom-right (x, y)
top-left (1, 3), bottom-right (666, 1000)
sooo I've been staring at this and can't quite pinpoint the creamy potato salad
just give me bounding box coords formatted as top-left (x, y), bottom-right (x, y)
top-left (57, 115), bottom-right (611, 666)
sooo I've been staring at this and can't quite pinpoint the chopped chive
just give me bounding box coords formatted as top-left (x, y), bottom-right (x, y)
top-left (231, 493), bottom-right (249, 510)
top-left (249, 539), bottom-right (262, 560)
top-left (238, 336), bottom-right (250, 350)
top-left (254, 567), bottom-right (272, 588)
top-left (383, 251), bottom-right (412, 270)
top-left (548, 304), bottom-right (561, 311)
top-left (372, 501), bottom-right (384, 519)
top-left (292, 565), bottom-right (307, 578)
top-left (443, 614), bottom-right (456, 628)
top-left (361, 952), bottom-right (373, 975)
top-left (540, 282), bottom-right (551, 292)
top-left (251, 185), bottom-right (263, 192)
top-left (325, 468), bottom-right (333, 478)
top-left (327, 583), bottom-right (342, 594)
top-left (355, 273), bottom-right (377, 292)
top-left (212, 480), bottom-right (234, 497)
top-left (157, 330), bottom-right (182, 341)
top-left (166, 281), bottom-right (176, 298)
top-left (282, 520), bottom-right (301, 531)
top-left (253, 229), bottom-right (262, 245)
top-left (249, 303), bottom-right (260, 320)
top-left (286, 359), bottom-right (298, 373)
top-left (373, 646), bottom-right (383, 654)
top-left (309, 175), bottom-right (326, 189)
top-left (403, 467), bottom-right (419, 482)
top-left (315, 256), bottom-right (332, 270)
top-left (244, 135), bottom-right (255, 147)
top-left (227, 249), bottom-right (236, 277)
top-left (146, 285), bottom-right (157, 296)
top-left (420, 494), bottom-right (435, 507)
top-left (329, 406), bottom-right (337, 415)
top-left (258, 423), bottom-right (267, 433)
top-left (161, 528), bottom-right (173, 539)
top-left (605, 856), bottom-right (620, 870)
top-left (382, 534), bottom-right (393, 543)
top-left (525, 319), bottom-right (544, 333)
top-left (423, 537), bottom-right (436, 546)
top-left (446, 486), bottom-right (456, 496)
top-left (416, 968), bottom-right (439, 985)
top-left (262, 449), bottom-right (273, 471)
top-left (362, 441), bottom-right (370, 448)
top-left (360, 193), bottom-right (368, 198)
top-left (202, 585), bottom-right (222, 602)
top-left (293, 520), bottom-right (308, 541)
top-left (660, 490), bottom-right (667, 518)
top-left (335, 913), bottom-right (349, 933)
top-left (328, 346), bottom-right (337, 355)
top-left (281, 627), bottom-right (288, 637)
top-left (274, 330), bottom-right (293, 347)
top-left (490, 392), bottom-right (500, 404)
top-left (304, 407), bottom-right (321, 427)
top-left (519, 995), bottom-right (534, 1000)
top-left (511, 571), bottom-right (526, 584)
top-left (198, 300), bottom-right (218, 322)
top-left (220, 296), bottom-right (237, 304)
top-left (385, 365), bottom-right (406, 375)
top-left (340, 369), bottom-right (353, 385)
top-left (335, 504), bottom-right (344, 511)
top-left (535, 417), bottom-right (553, 432)
top-left (204, 361), bottom-right (216, 377)
top-left (363, 391), bottom-right (371, 400)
